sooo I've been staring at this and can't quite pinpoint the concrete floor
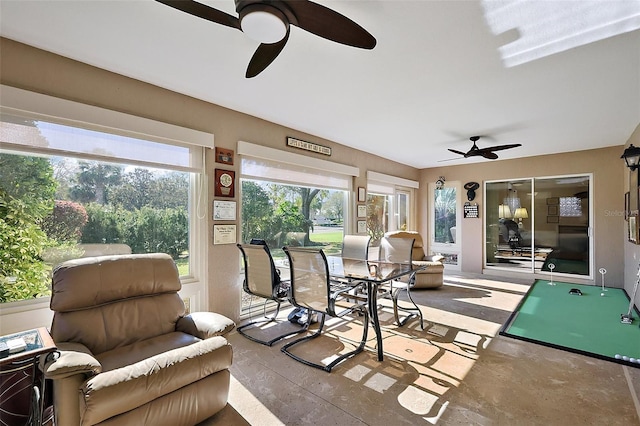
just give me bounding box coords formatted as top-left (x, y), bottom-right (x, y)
top-left (202, 273), bottom-right (640, 425)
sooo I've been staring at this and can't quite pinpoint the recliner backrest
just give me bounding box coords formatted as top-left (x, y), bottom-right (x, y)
top-left (50, 253), bottom-right (184, 355)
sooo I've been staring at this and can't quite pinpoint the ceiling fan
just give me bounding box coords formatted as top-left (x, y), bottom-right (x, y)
top-left (448, 136), bottom-right (521, 160)
top-left (155, 0), bottom-right (376, 78)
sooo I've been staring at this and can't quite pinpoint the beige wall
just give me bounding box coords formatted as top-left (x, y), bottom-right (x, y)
top-left (1, 37), bottom-right (634, 325)
top-left (419, 146), bottom-right (626, 287)
top-left (623, 123), bottom-right (640, 309)
top-left (0, 38), bottom-right (418, 324)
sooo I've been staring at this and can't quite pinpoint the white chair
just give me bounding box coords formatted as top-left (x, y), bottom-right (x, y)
top-left (378, 236), bottom-right (424, 328)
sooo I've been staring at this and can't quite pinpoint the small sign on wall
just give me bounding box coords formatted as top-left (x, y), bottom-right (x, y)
top-left (213, 200), bottom-right (236, 221)
top-left (213, 225), bottom-right (237, 245)
top-left (463, 202), bottom-right (479, 218)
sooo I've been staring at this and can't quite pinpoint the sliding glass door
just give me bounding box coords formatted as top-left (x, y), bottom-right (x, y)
top-left (485, 175), bottom-right (591, 278)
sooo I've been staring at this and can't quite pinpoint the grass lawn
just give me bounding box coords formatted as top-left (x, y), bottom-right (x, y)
top-left (309, 230), bottom-right (343, 243)
top-left (309, 230), bottom-right (343, 256)
top-left (175, 257), bottom-right (189, 276)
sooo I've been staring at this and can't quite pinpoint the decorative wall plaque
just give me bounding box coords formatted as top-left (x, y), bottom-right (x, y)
top-left (286, 137), bottom-right (331, 156)
top-left (463, 202), bottom-right (479, 218)
top-left (215, 147), bottom-right (234, 165)
top-left (214, 169), bottom-right (235, 197)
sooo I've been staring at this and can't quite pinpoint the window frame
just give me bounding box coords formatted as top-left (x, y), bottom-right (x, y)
top-left (429, 180), bottom-right (462, 270)
top-left (0, 86), bottom-right (211, 326)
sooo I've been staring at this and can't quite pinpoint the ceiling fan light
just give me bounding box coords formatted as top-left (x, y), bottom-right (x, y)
top-left (240, 9), bottom-right (287, 44)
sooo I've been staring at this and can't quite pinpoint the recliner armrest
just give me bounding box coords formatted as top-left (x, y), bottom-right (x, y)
top-left (40, 341), bottom-right (102, 380)
top-left (176, 311), bottom-right (235, 339)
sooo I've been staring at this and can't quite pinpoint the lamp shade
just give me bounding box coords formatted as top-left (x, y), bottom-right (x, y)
top-left (498, 204), bottom-right (512, 218)
top-left (514, 207), bottom-right (529, 219)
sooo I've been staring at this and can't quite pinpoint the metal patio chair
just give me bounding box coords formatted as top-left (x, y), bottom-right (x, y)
top-left (280, 246), bottom-right (369, 372)
top-left (237, 242), bottom-right (307, 346)
top-left (378, 236), bottom-right (424, 328)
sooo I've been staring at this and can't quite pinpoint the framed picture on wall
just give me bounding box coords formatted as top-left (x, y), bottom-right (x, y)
top-left (629, 215), bottom-right (638, 244)
top-left (357, 220), bottom-right (367, 234)
top-left (625, 191), bottom-right (630, 221)
top-left (358, 187), bottom-right (366, 202)
top-left (357, 205), bottom-right (367, 218)
top-left (214, 169), bottom-right (235, 197)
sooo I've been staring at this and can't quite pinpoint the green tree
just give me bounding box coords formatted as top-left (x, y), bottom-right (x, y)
top-left (241, 180), bottom-right (274, 242)
top-left (41, 200), bottom-right (88, 242)
top-left (110, 168), bottom-right (153, 210)
top-left (297, 188), bottom-right (319, 245)
top-left (321, 191), bottom-right (344, 223)
top-left (81, 203), bottom-right (126, 244)
top-left (70, 161), bottom-right (122, 205)
top-left (149, 172), bottom-right (188, 209)
top-left (0, 153), bottom-right (57, 302)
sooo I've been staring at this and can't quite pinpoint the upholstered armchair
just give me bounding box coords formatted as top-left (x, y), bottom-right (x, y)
top-left (384, 231), bottom-right (445, 288)
top-left (42, 253), bottom-right (235, 425)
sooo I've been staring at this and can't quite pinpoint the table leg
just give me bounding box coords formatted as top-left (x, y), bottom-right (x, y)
top-left (367, 282), bottom-right (384, 361)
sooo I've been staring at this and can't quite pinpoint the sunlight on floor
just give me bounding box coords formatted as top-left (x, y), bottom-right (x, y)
top-left (228, 375), bottom-right (284, 426)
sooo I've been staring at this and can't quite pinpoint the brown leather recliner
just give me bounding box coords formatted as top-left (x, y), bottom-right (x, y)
top-left (42, 253), bottom-right (235, 425)
top-left (384, 231), bottom-right (445, 288)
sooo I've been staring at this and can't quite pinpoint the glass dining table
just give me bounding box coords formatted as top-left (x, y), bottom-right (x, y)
top-left (326, 256), bottom-right (426, 361)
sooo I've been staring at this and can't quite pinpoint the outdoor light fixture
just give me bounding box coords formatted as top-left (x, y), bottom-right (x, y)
top-left (621, 144), bottom-right (640, 171)
top-left (240, 5), bottom-right (289, 44)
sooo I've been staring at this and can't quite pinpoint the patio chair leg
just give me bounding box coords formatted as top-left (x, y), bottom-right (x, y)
top-left (238, 300), bottom-right (308, 346)
top-left (391, 275), bottom-right (424, 329)
top-left (281, 308), bottom-right (369, 372)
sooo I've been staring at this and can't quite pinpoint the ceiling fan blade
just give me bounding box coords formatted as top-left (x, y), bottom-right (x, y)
top-left (155, 0), bottom-right (241, 30)
top-left (483, 143), bottom-right (522, 152)
top-left (482, 152), bottom-right (499, 160)
top-left (448, 149), bottom-right (467, 156)
top-left (246, 29), bottom-right (290, 78)
top-left (287, 0), bottom-right (376, 49)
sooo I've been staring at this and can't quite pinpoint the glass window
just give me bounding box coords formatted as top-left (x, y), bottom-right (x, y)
top-left (239, 148), bottom-right (355, 313)
top-left (485, 175), bottom-right (591, 277)
top-left (434, 187), bottom-right (457, 244)
top-left (1, 90), bottom-right (208, 304)
top-left (366, 172), bottom-right (417, 246)
top-left (430, 181), bottom-right (461, 268)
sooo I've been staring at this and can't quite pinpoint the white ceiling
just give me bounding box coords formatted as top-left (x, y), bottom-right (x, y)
top-left (1, 0), bottom-right (639, 169)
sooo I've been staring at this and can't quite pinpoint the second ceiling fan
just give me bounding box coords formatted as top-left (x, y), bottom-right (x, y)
top-left (155, 0), bottom-right (376, 78)
top-left (448, 136), bottom-right (521, 160)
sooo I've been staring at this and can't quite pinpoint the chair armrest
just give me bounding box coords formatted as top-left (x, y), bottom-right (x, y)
top-left (423, 254), bottom-right (444, 263)
top-left (176, 311), bottom-right (235, 339)
top-left (40, 341), bottom-right (102, 380)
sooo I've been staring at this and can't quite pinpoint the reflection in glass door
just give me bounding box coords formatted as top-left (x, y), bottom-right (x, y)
top-left (485, 175), bottom-right (591, 277)
top-left (486, 180), bottom-right (533, 272)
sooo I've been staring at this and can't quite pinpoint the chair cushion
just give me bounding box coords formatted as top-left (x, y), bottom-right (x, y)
top-left (80, 336), bottom-right (232, 425)
top-left (95, 332), bottom-right (201, 372)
